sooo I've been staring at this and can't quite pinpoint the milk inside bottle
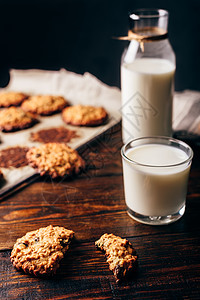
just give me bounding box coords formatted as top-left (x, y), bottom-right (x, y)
top-left (121, 58), bottom-right (175, 142)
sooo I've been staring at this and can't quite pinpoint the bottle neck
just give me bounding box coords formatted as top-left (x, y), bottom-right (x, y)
top-left (120, 9), bottom-right (175, 63)
top-left (128, 9), bottom-right (169, 52)
top-left (129, 9), bottom-right (169, 33)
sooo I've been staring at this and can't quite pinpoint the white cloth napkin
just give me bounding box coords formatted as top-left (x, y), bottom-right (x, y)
top-left (7, 68), bottom-right (121, 111)
top-left (173, 90), bottom-right (200, 135)
top-left (6, 68), bottom-right (200, 135)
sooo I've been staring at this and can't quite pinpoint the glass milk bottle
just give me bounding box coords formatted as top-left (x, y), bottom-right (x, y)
top-left (121, 9), bottom-right (176, 144)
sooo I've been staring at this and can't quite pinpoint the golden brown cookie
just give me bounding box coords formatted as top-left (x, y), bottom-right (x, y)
top-left (0, 91), bottom-right (28, 107)
top-left (62, 105), bottom-right (108, 126)
top-left (10, 225), bottom-right (74, 276)
top-left (95, 233), bottom-right (138, 283)
top-left (0, 146), bottom-right (29, 168)
top-left (30, 127), bottom-right (77, 144)
top-left (26, 142), bottom-right (85, 178)
top-left (21, 95), bottom-right (68, 115)
top-left (0, 106), bottom-right (38, 132)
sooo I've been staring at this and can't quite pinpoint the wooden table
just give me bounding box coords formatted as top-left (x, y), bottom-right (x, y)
top-left (0, 123), bottom-right (200, 299)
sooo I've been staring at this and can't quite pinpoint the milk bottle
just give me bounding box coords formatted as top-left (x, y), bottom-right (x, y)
top-left (120, 9), bottom-right (176, 143)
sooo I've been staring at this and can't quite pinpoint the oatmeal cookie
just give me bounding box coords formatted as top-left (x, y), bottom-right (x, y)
top-left (0, 146), bottom-right (29, 168)
top-left (26, 142), bottom-right (85, 178)
top-left (95, 233), bottom-right (138, 282)
top-left (0, 106), bottom-right (38, 132)
top-left (0, 91), bottom-right (28, 107)
top-left (10, 225), bottom-right (74, 276)
top-left (62, 105), bottom-right (108, 126)
top-left (21, 95), bottom-right (68, 115)
top-left (30, 127), bottom-right (77, 144)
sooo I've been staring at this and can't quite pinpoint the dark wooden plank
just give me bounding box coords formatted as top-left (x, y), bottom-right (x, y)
top-left (1, 233), bottom-right (199, 299)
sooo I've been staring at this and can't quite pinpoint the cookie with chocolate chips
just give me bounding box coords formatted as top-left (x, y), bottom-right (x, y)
top-left (95, 233), bottom-right (138, 283)
top-left (10, 225), bottom-right (74, 276)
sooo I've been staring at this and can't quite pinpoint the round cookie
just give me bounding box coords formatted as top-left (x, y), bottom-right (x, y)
top-left (10, 225), bottom-right (74, 276)
top-left (0, 91), bottom-right (28, 107)
top-left (62, 105), bottom-right (108, 126)
top-left (26, 142), bottom-right (85, 178)
top-left (21, 95), bottom-right (68, 115)
top-left (0, 106), bottom-right (38, 132)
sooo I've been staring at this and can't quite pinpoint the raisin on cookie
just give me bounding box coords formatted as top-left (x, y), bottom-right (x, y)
top-left (26, 142), bottom-right (85, 178)
top-left (0, 106), bottom-right (38, 132)
top-left (10, 225), bottom-right (74, 276)
top-left (62, 105), bottom-right (108, 126)
top-left (95, 233), bottom-right (138, 283)
top-left (0, 91), bottom-right (28, 107)
top-left (21, 95), bottom-right (68, 115)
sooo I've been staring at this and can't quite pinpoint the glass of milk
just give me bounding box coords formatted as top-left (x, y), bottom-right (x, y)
top-left (121, 137), bottom-right (193, 225)
top-left (121, 9), bottom-right (176, 144)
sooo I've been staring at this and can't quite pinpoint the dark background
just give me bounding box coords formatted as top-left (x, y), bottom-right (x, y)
top-left (0, 0), bottom-right (199, 91)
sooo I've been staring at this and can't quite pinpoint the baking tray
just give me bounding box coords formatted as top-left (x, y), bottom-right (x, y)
top-left (0, 71), bottom-right (121, 197)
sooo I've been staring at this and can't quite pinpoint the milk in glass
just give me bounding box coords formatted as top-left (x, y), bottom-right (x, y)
top-left (123, 144), bottom-right (190, 216)
top-left (121, 137), bottom-right (193, 225)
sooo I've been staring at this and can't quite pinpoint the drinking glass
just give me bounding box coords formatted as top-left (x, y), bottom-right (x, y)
top-left (121, 137), bottom-right (193, 225)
